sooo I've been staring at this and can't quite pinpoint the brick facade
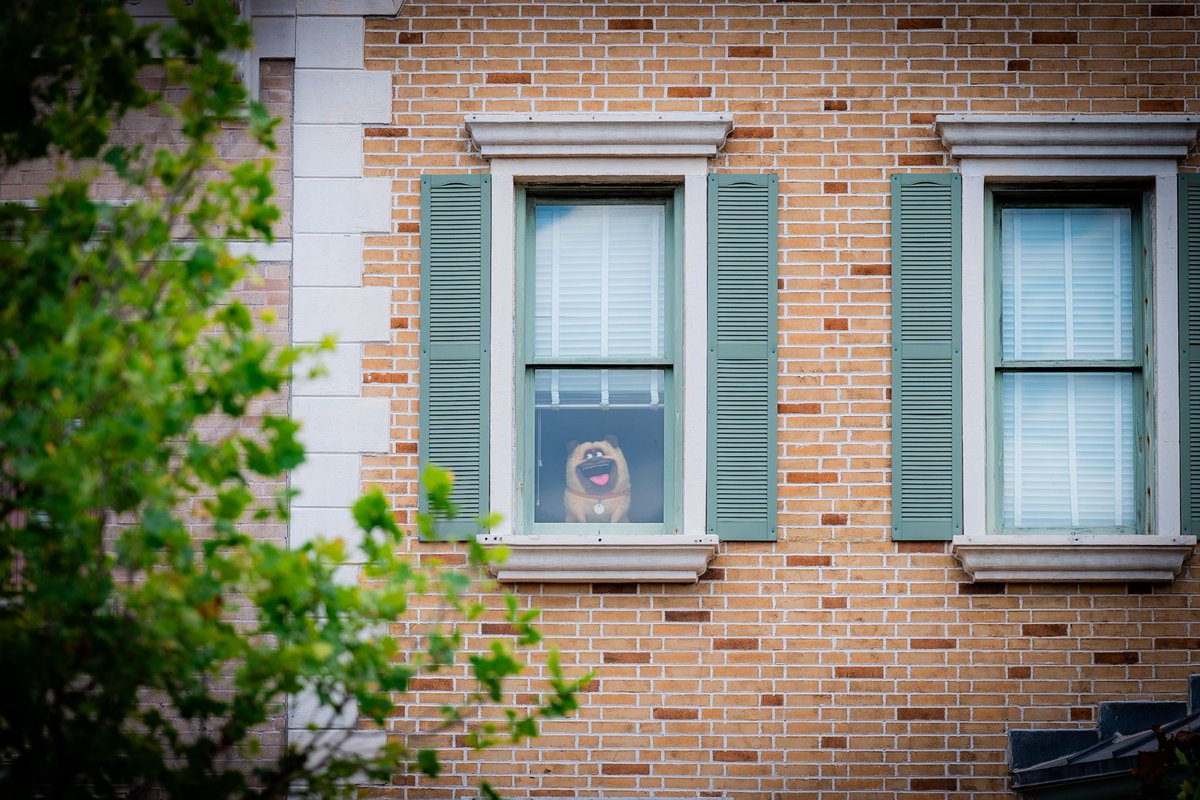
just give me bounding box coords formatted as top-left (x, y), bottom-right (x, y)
top-left (354, 2), bottom-right (1200, 798)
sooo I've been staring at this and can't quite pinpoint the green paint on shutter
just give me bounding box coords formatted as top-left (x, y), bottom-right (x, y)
top-left (707, 174), bottom-right (778, 541)
top-left (419, 174), bottom-right (490, 539)
top-left (1180, 175), bottom-right (1200, 536)
top-left (890, 173), bottom-right (962, 541)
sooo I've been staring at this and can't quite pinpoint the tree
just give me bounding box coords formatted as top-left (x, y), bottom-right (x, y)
top-left (0, 1), bottom-right (587, 797)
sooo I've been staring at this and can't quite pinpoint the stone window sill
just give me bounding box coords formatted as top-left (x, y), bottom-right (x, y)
top-left (952, 535), bottom-right (1196, 583)
top-left (476, 533), bottom-right (720, 583)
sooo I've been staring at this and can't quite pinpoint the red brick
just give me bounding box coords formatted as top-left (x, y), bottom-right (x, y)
top-left (486, 72), bottom-right (532, 84)
top-left (1007, 59), bottom-right (1031, 71)
top-left (821, 513), bottom-right (848, 526)
top-left (664, 610), bottom-right (711, 622)
top-left (604, 651), bottom-right (651, 664)
top-left (821, 595), bottom-right (847, 609)
top-left (897, 18), bottom-right (944, 29)
top-left (395, 32), bottom-right (423, 44)
top-left (836, 666), bottom-right (884, 679)
top-left (729, 127), bottom-right (774, 139)
top-left (408, 678), bottom-right (453, 691)
top-left (912, 778), bottom-right (958, 791)
top-left (780, 402), bottom-right (822, 414)
top-left (729, 46), bottom-right (773, 58)
top-left (823, 99), bottom-right (848, 111)
top-left (823, 181), bottom-right (848, 194)
top-left (824, 317), bottom-right (849, 331)
top-left (786, 555), bottom-right (832, 567)
top-left (653, 707), bottom-right (698, 720)
top-left (608, 18), bottom-right (653, 30)
top-left (898, 707), bottom-right (946, 721)
top-left (1008, 666), bottom-right (1031, 679)
top-left (667, 86), bottom-right (712, 98)
top-left (897, 154), bottom-right (942, 166)
top-left (762, 694), bottom-right (784, 706)
top-left (714, 638), bottom-right (759, 650)
top-left (1070, 707), bottom-right (1093, 721)
top-left (1094, 652), bottom-right (1140, 665)
top-left (821, 736), bottom-right (847, 748)
top-left (851, 264), bottom-right (890, 276)
top-left (1151, 3), bottom-right (1194, 14)
top-left (481, 622), bottom-right (520, 635)
top-left (1141, 100), bottom-right (1186, 113)
top-left (911, 638), bottom-right (955, 649)
top-left (1031, 31), bottom-right (1077, 44)
top-left (602, 763), bottom-right (650, 775)
top-left (714, 750), bottom-right (758, 762)
top-left (1155, 638), bottom-right (1200, 649)
top-left (364, 127), bottom-right (409, 137)
top-left (1023, 624), bottom-right (1069, 637)
top-left (786, 471), bottom-right (838, 484)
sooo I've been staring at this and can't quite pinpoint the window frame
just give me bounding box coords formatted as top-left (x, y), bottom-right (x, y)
top-left (515, 186), bottom-right (684, 535)
top-left (484, 157), bottom-right (713, 543)
top-left (984, 186), bottom-right (1153, 536)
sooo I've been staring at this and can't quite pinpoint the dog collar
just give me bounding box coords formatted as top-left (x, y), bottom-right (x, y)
top-left (565, 486), bottom-right (630, 502)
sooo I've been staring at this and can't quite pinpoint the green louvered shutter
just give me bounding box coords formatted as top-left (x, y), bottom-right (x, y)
top-left (419, 174), bottom-right (490, 539)
top-left (890, 174), bottom-right (961, 540)
top-left (1180, 175), bottom-right (1200, 535)
top-left (707, 174), bottom-right (778, 541)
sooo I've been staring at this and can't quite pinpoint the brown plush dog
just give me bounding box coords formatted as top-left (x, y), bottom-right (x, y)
top-left (563, 435), bottom-right (631, 523)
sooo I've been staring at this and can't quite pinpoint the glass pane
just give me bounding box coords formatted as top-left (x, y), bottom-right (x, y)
top-left (534, 203), bottom-right (666, 359)
top-left (1001, 208), bottom-right (1133, 361)
top-left (533, 369), bottom-right (664, 524)
top-left (1001, 372), bottom-right (1135, 528)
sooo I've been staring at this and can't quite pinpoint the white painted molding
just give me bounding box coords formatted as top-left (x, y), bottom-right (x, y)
top-left (478, 534), bottom-right (720, 583)
top-left (952, 536), bottom-right (1195, 583)
top-left (487, 157), bottom-right (711, 539)
top-left (935, 114), bottom-right (1200, 159)
top-left (466, 113), bottom-right (734, 158)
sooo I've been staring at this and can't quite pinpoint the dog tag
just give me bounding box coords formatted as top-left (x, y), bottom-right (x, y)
top-left (593, 503), bottom-right (605, 515)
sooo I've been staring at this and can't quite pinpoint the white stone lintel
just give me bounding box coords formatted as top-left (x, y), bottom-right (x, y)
top-left (294, 177), bottom-right (392, 234)
top-left (295, 69), bottom-right (392, 125)
top-left (935, 114), bottom-right (1200, 159)
top-left (478, 533), bottom-right (720, 583)
top-left (952, 535), bottom-right (1196, 583)
top-left (466, 113), bottom-right (734, 159)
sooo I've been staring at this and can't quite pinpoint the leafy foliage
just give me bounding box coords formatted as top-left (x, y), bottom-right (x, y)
top-left (1135, 729), bottom-right (1200, 800)
top-left (0, 1), bottom-right (588, 797)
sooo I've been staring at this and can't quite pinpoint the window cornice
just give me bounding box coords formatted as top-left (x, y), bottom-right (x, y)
top-left (465, 113), bottom-right (734, 159)
top-left (934, 114), bottom-right (1200, 160)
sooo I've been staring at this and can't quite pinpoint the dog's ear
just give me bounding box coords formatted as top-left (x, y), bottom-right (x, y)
top-left (565, 439), bottom-right (580, 454)
top-left (603, 434), bottom-right (620, 447)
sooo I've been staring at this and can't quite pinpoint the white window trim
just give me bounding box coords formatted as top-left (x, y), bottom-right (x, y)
top-left (465, 114), bottom-right (732, 582)
top-left (936, 115), bottom-right (1200, 582)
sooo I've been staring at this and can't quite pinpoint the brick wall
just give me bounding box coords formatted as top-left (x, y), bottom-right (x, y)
top-left (357, 2), bottom-right (1200, 798)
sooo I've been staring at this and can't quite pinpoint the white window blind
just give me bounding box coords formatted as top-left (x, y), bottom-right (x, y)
top-left (533, 203), bottom-right (666, 407)
top-left (999, 207), bottom-right (1136, 529)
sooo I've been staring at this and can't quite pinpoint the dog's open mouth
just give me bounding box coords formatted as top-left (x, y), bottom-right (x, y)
top-left (576, 458), bottom-right (615, 493)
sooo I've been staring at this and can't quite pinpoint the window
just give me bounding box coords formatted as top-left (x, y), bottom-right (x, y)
top-left (891, 114), bottom-right (1200, 582)
top-left (990, 191), bottom-right (1148, 534)
top-left (520, 190), bottom-right (680, 533)
top-left (418, 113), bottom-right (779, 582)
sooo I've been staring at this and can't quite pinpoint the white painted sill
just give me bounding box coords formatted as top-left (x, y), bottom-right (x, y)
top-left (477, 533), bottom-right (720, 584)
top-left (952, 535), bottom-right (1196, 583)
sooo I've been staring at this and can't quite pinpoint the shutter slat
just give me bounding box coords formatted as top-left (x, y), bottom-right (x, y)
top-left (707, 174), bottom-right (778, 541)
top-left (891, 174), bottom-right (962, 540)
top-left (420, 174), bottom-right (490, 539)
top-left (1180, 175), bottom-right (1200, 534)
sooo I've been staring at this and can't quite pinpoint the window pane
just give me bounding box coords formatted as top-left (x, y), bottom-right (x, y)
top-left (1001, 372), bottom-right (1135, 528)
top-left (533, 369), bottom-right (664, 524)
top-left (1001, 208), bottom-right (1133, 361)
top-left (534, 203), bottom-right (666, 359)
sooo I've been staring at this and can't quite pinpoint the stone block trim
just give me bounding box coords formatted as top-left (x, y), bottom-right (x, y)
top-left (286, 8), bottom-right (394, 772)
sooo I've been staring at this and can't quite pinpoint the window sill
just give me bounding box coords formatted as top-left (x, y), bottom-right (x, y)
top-left (951, 534), bottom-right (1195, 583)
top-left (476, 533), bottom-right (719, 583)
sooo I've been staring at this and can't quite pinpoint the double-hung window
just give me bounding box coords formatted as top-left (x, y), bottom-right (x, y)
top-left (892, 114), bottom-right (1200, 583)
top-left (991, 191), bottom-right (1148, 534)
top-left (419, 113), bottom-right (778, 582)
top-left (520, 189), bottom-right (680, 533)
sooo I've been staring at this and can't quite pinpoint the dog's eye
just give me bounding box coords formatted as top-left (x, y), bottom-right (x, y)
top-left (584, 451), bottom-right (594, 459)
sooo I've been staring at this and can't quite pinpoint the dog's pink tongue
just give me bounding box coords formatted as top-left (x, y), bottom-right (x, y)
top-left (590, 474), bottom-right (610, 487)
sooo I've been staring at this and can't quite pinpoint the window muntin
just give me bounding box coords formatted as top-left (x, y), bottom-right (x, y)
top-left (992, 194), bottom-right (1147, 533)
top-left (521, 191), bottom-right (678, 532)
